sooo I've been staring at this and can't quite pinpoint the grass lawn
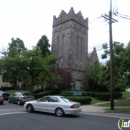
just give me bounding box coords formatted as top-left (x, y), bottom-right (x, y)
top-left (122, 91), bottom-right (130, 99)
top-left (105, 107), bottom-right (130, 113)
top-left (90, 97), bottom-right (106, 104)
top-left (96, 91), bottom-right (130, 113)
top-left (96, 91), bottom-right (130, 107)
top-left (97, 99), bottom-right (130, 107)
top-left (6, 90), bottom-right (30, 95)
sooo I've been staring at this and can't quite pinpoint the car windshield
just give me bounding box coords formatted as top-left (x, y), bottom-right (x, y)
top-left (60, 97), bottom-right (72, 103)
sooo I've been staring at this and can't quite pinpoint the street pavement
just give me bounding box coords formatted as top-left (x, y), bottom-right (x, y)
top-left (1, 100), bottom-right (130, 119)
top-left (81, 104), bottom-right (130, 118)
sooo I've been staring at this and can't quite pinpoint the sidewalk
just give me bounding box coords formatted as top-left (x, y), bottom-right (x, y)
top-left (81, 104), bottom-right (130, 118)
top-left (81, 104), bottom-right (106, 113)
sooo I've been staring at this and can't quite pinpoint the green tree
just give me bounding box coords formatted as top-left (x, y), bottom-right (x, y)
top-left (0, 38), bottom-right (26, 89)
top-left (37, 35), bottom-right (51, 57)
top-left (17, 47), bottom-right (57, 94)
top-left (86, 61), bottom-right (108, 91)
top-left (101, 42), bottom-right (128, 91)
top-left (8, 38), bottom-right (26, 56)
top-left (120, 42), bottom-right (130, 88)
top-left (0, 36), bottom-right (58, 94)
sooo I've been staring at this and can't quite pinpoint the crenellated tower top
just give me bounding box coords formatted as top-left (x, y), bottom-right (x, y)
top-left (53, 7), bottom-right (88, 28)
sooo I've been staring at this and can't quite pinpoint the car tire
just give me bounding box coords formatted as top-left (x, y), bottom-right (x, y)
top-left (27, 104), bottom-right (34, 113)
top-left (0, 102), bottom-right (3, 105)
top-left (8, 98), bottom-right (11, 103)
top-left (55, 108), bottom-right (64, 117)
top-left (17, 100), bottom-right (21, 105)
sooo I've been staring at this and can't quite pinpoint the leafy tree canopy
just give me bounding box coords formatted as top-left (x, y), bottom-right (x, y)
top-left (37, 35), bottom-right (51, 57)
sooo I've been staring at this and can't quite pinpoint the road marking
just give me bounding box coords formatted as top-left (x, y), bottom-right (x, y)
top-left (81, 112), bottom-right (130, 119)
top-left (0, 112), bottom-right (27, 116)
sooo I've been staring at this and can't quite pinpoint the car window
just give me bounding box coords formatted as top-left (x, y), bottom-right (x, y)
top-left (16, 93), bottom-right (19, 96)
top-left (48, 97), bottom-right (60, 102)
top-left (60, 97), bottom-right (72, 103)
top-left (12, 93), bottom-right (17, 96)
top-left (18, 93), bottom-right (22, 96)
top-left (22, 93), bottom-right (30, 96)
top-left (38, 97), bottom-right (49, 102)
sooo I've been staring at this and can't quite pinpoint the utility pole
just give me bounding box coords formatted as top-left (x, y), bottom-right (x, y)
top-left (109, 0), bottom-right (114, 110)
top-left (102, 0), bottom-right (130, 110)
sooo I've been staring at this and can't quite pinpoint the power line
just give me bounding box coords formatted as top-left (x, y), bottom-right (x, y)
top-left (89, 23), bottom-right (108, 30)
top-left (89, 16), bottom-right (102, 24)
top-left (89, 31), bottom-right (109, 38)
top-left (115, 12), bottom-right (130, 20)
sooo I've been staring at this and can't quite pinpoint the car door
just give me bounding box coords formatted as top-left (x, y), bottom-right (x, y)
top-left (45, 97), bottom-right (60, 113)
top-left (11, 93), bottom-right (18, 103)
top-left (14, 92), bottom-right (21, 103)
top-left (33, 97), bottom-right (49, 112)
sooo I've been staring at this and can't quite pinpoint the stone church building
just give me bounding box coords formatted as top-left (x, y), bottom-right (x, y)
top-left (51, 7), bottom-right (98, 90)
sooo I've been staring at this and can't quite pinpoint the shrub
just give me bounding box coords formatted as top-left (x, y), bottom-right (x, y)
top-left (114, 92), bottom-right (122, 99)
top-left (33, 89), bottom-right (61, 99)
top-left (33, 89), bottom-right (43, 94)
top-left (95, 92), bottom-right (110, 101)
top-left (61, 91), bottom-right (73, 96)
top-left (61, 91), bottom-right (88, 96)
top-left (0, 87), bottom-right (14, 91)
top-left (87, 92), bottom-right (122, 101)
top-left (86, 92), bottom-right (96, 97)
top-left (67, 96), bottom-right (92, 105)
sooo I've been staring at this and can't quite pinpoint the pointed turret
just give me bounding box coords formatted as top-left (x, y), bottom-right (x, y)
top-left (52, 7), bottom-right (88, 29)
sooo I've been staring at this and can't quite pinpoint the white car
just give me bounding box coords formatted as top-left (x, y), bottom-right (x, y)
top-left (24, 95), bottom-right (81, 117)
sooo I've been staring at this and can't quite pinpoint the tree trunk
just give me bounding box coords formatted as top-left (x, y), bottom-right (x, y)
top-left (31, 77), bottom-right (34, 95)
top-left (14, 79), bottom-right (17, 89)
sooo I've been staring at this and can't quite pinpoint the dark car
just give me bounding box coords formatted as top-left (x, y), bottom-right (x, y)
top-left (8, 92), bottom-right (35, 105)
top-left (0, 90), bottom-right (10, 100)
top-left (0, 94), bottom-right (4, 104)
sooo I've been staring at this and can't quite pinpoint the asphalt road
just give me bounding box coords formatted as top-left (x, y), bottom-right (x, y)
top-left (0, 101), bottom-right (123, 130)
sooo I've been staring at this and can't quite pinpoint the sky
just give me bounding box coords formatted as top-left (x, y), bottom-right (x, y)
top-left (0, 0), bottom-right (130, 62)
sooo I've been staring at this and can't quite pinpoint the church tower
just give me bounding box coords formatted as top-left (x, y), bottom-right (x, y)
top-left (51, 7), bottom-right (89, 89)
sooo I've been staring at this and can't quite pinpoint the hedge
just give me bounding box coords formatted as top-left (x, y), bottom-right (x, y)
top-left (67, 96), bottom-right (92, 105)
top-left (61, 91), bottom-right (88, 96)
top-left (87, 92), bottom-right (122, 101)
top-left (0, 87), bottom-right (14, 91)
top-left (33, 89), bottom-right (61, 99)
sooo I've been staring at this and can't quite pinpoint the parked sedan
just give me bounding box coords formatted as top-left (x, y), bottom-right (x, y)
top-left (0, 90), bottom-right (10, 100)
top-left (0, 94), bottom-right (4, 104)
top-left (8, 92), bottom-right (35, 105)
top-left (24, 95), bottom-right (81, 117)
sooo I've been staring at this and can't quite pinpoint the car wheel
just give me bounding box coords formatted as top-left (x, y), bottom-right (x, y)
top-left (0, 102), bottom-right (3, 105)
top-left (17, 100), bottom-right (21, 105)
top-left (55, 108), bottom-right (64, 117)
top-left (8, 98), bottom-right (11, 103)
top-left (27, 104), bottom-right (34, 113)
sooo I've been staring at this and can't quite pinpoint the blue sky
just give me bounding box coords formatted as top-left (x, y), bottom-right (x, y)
top-left (0, 0), bottom-right (130, 62)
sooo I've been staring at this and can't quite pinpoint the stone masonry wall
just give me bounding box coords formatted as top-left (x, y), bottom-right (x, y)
top-left (51, 7), bottom-right (98, 89)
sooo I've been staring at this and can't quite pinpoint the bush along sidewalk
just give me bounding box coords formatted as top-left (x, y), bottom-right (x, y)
top-left (61, 90), bottom-right (92, 104)
top-left (67, 96), bottom-right (92, 105)
top-left (87, 92), bottom-right (122, 101)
